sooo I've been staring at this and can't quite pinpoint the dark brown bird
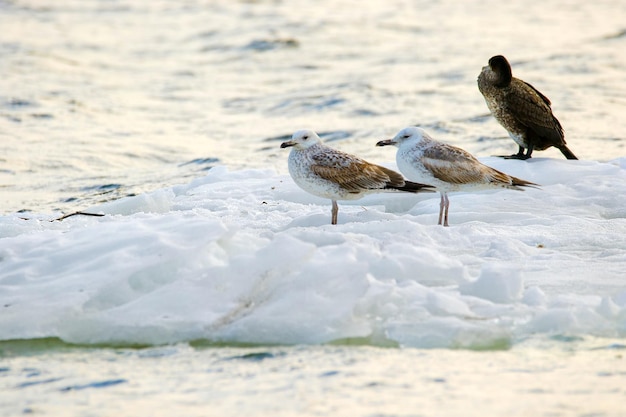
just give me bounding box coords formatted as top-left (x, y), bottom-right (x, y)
top-left (477, 55), bottom-right (577, 160)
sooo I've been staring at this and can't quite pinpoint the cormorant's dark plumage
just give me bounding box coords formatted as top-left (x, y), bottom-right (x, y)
top-left (477, 55), bottom-right (577, 160)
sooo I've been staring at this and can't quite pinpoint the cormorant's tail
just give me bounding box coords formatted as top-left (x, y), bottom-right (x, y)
top-left (558, 145), bottom-right (578, 160)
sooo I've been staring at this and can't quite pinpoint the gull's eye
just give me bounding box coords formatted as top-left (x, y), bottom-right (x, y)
top-left (402, 134), bottom-right (410, 139)
top-left (303, 135), bottom-right (309, 140)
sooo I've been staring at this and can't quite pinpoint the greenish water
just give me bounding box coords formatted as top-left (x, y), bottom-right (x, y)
top-left (2, 338), bottom-right (625, 417)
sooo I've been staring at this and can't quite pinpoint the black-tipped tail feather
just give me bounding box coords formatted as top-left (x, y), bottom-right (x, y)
top-left (387, 181), bottom-right (436, 193)
top-left (511, 177), bottom-right (540, 189)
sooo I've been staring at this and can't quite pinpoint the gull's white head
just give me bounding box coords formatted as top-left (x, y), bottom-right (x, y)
top-left (376, 126), bottom-right (428, 148)
top-left (280, 129), bottom-right (321, 150)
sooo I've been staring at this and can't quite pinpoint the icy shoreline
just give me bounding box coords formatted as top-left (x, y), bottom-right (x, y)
top-left (1, 157), bottom-right (625, 348)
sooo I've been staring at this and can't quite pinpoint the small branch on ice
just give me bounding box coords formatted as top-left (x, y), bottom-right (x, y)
top-left (51, 211), bottom-right (105, 222)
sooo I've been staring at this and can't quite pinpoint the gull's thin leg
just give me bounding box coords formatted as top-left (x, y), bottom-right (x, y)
top-left (438, 192), bottom-right (445, 226)
top-left (443, 193), bottom-right (450, 227)
top-left (331, 200), bottom-right (338, 225)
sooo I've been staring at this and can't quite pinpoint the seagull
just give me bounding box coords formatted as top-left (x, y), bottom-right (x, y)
top-left (376, 126), bottom-right (538, 227)
top-left (477, 55), bottom-right (578, 160)
top-left (280, 129), bottom-right (434, 225)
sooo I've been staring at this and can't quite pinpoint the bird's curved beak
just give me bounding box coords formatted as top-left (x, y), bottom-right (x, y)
top-left (280, 140), bottom-right (296, 148)
top-left (376, 139), bottom-right (395, 147)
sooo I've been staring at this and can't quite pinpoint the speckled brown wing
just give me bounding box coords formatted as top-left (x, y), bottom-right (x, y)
top-left (505, 79), bottom-right (565, 144)
top-left (310, 151), bottom-right (402, 192)
top-left (421, 144), bottom-right (512, 185)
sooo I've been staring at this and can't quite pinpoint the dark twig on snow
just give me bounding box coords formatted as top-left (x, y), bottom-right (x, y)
top-left (51, 211), bottom-right (105, 222)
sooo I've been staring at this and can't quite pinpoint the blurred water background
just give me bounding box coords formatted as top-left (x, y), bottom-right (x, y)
top-left (1, 0), bottom-right (625, 214)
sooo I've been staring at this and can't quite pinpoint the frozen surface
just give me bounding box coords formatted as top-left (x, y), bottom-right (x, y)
top-left (1, 157), bottom-right (625, 348)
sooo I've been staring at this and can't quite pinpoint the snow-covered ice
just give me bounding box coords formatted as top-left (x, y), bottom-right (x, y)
top-left (1, 157), bottom-right (625, 348)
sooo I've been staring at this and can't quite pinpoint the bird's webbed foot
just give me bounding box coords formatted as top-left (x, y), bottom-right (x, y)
top-left (502, 153), bottom-right (531, 160)
top-left (499, 146), bottom-right (532, 160)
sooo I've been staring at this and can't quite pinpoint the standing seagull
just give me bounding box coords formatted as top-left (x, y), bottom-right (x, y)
top-left (280, 129), bottom-right (434, 225)
top-left (477, 55), bottom-right (578, 160)
top-left (376, 127), bottom-right (538, 227)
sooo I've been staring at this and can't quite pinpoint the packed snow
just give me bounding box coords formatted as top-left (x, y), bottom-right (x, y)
top-left (1, 157), bottom-right (625, 348)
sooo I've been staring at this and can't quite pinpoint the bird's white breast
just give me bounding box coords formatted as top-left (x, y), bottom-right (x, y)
top-left (396, 144), bottom-right (447, 191)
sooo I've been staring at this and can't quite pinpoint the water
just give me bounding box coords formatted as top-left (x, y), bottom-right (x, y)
top-left (1, 0), bottom-right (625, 214)
top-left (1, 0), bottom-right (626, 416)
top-left (2, 339), bottom-right (625, 417)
